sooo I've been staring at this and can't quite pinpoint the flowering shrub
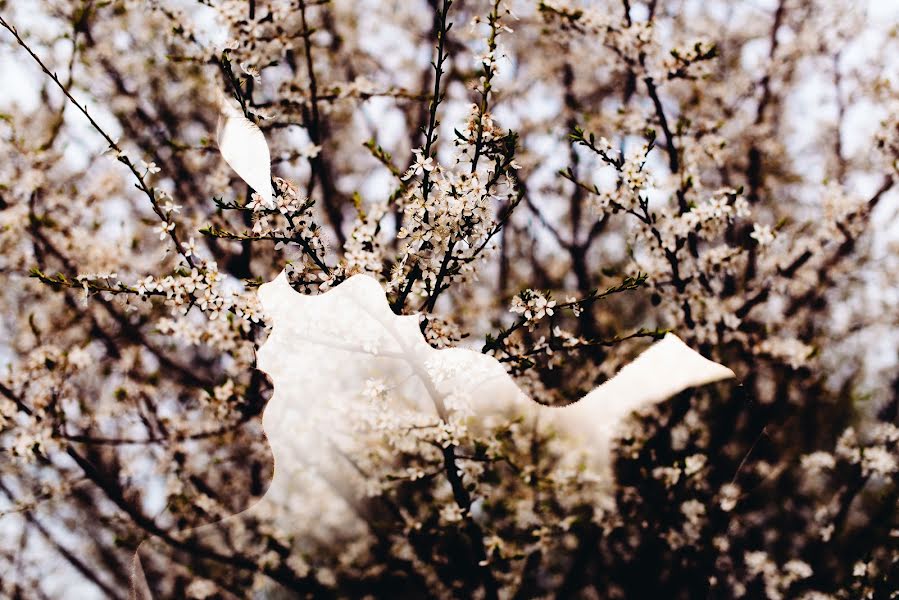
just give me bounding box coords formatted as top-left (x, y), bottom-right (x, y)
top-left (0, 0), bottom-right (897, 598)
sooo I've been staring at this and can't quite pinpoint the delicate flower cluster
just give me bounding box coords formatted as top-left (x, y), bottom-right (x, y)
top-left (344, 201), bottom-right (387, 276)
top-left (835, 425), bottom-right (899, 479)
top-left (663, 40), bottom-right (718, 80)
top-left (654, 188), bottom-right (750, 250)
top-left (510, 289), bottom-right (555, 325)
top-left (423, 316), bottom-right (464, 349)
top-left (743, 551), bottom-right (814, 600)
top-left (757, 336), bottom-right (815, 370)
top-left (133, 261), bottom-right (236, 321)
top-left (393, 134), bottom-right (519, 300)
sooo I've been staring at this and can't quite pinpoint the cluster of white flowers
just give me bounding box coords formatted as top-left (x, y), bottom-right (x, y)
top-left (834, 425), bottom-right (899, 479)
top-left (133, 261), bottom-right (236, 320)
top-left (343, 201), bottom-right (387, 276)
top-left (510, 289), bottom-right (556, 326)
top-left (354, 374), bottom-right (471, 460)
top-left (393, 133), bottom-right (519, 299)
top-left (250, 178), bottom-right (315, 236)
top-left (662, 40), bottom-right (718, 80)
top-left (538, 0), bottom-right (612, 35)
top-left (757, 337), bottom-right (815, 370)
top-left (801, 451), bottom-right (837, 474)
top-left (423, 316), bottom-right (464, 349)
top-left (665, 190), bottom-right (750, 247)
top-left (743, 551), bottom-right (814, 600)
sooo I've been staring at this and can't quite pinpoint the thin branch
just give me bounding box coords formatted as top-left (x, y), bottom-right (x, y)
top-left (0, 14), bottom-right (195, 267)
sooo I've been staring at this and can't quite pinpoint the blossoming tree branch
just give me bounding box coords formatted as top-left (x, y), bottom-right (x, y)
top-left (0, 0), bottom-right (897, 598)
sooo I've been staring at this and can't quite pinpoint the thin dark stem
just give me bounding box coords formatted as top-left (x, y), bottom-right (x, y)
top-left (392, 0), bottom-right (453, 312)
top-left (644, 75), bottom-right (679, 176)
top-left (298, 0), bottom-right (346, 245)
top-left (469, 0), bottom-right (502, 173)
top-left (0, 14), bottom-right (194, 267)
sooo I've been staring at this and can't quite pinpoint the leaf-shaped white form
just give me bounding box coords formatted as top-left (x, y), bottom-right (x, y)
top-left (132, 273), bottom-right (734, 597)
top-left (256, 272), bottom-right (733, 477)
top-left (552, 333), bottom-right (734, 471)
top-left (215, 92), bottom-right (273, 207)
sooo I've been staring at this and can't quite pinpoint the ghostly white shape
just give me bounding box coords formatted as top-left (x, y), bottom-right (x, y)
top-left (131, 271), bottom-right (734, 597)
top-left (257, 272), bottom-right (734, 478)
top-left (132, 91), bottom-right (735, 596)
top-left (552, 333), bottom-right (735, 472)
top-left (215, 92), bottom-right (273, 207)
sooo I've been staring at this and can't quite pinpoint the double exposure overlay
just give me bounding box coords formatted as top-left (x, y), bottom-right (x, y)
top-left (1, 0), bottom-right (897, 598)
